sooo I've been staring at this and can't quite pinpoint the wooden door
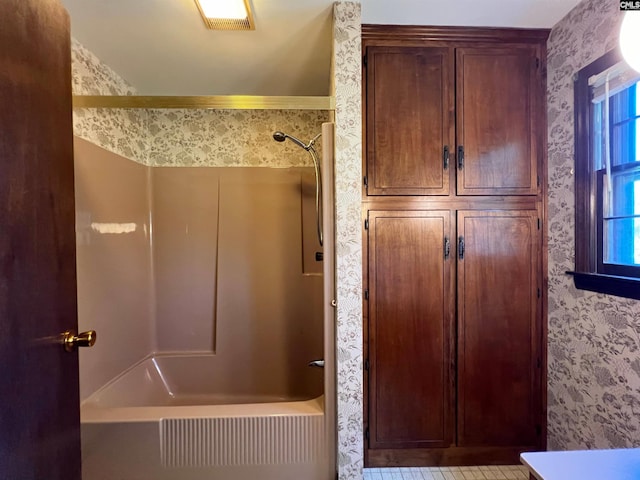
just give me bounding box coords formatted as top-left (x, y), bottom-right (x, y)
top-left (457, 210), bottom-right (541, 448)
top-left (366, 47), bottom-right (454, 196)
top-left (0, 1), bottom-right (80, 479)
top-left (456, 47), bottom-right (539, 196)
top-left (368, 210), bottom-right (454, 449)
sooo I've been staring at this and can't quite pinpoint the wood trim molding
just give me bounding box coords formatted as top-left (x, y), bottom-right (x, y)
top-left (367, 445), bottom-right (539, 467)
top-left (568, 271), bottom-right (640, 300)
top-left (362, 24), bottom-right (550, 43)
top-left (72, 95), bottom-right (335, 111)
top-left (573, 48), bottom-right (622, 273)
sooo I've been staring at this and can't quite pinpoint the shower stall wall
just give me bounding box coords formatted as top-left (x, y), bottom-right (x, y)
top-left (74, 117), bottom-right (335, 479)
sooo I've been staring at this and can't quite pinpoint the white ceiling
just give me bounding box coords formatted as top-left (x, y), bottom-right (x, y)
top-left (61, 0), bottom-right (582, 96)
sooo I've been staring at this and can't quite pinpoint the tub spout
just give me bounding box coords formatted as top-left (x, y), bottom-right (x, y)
top-left (308, 360), bottom-right (324, 368)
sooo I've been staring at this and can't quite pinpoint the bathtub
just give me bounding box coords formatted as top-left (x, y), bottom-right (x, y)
top-left (81, 355), bottom-right (328, 480)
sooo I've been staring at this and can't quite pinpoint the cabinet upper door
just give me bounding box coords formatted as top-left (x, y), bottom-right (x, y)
top-left (366, 47), bottom-right (454, 196)
top-left (368, 210), bottom-right (454, 449)
top-left (456, 210), bottom-right (541, 448)
top-left (456, 47), bottom-right (540, 196)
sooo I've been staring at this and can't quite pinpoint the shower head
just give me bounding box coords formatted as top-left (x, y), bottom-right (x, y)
top-left (273, 131), bottom-right (287, 143)
top-left (272, 131), bottom-right (308, 150)
top-left (272, 129), bottom-right (324, 246)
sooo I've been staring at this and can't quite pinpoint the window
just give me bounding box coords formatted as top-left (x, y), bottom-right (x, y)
top-left (573, 49), bottom-right (640, 299)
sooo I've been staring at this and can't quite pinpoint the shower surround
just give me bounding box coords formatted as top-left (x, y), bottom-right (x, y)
top-left (72, 38), bottom-right (330, 399)
top-left (73, 34), bottom-right (331, 480)
top-left (75, 103), bottom-right (330, 480)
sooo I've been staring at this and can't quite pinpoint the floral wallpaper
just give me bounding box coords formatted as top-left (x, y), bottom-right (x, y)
top-left (71, 39), bottom-right (150, 165)
top-left (547, 0), bottom-right (640, 450)
top-left (71, 38), bottom-right (136, 96)
top-left (332, 3), bottom-right (363, 479)
top-left (147, 109), bottom-right (329, 167)
top-left (71, 38), bottom-right (328, 168)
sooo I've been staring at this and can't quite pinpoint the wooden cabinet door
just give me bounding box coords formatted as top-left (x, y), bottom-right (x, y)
top-left (456, 210), bottom-right (541, 448)
top-left (366, 47), bottom-right (454, 196)
top-left (456, 47), bottom-right (539, 196)
top-left (368, 210), bottom-right (454, 449)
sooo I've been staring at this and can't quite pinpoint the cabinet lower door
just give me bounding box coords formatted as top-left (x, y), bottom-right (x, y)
top-left (457, 210), bottom-right (541, 447)
top-left (368, 210), bottom-right (454, 449)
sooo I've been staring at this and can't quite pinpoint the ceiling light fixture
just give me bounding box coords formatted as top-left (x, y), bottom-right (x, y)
top-left (620, 12), bottom-right (640, 73)
top-left (194, 0), bottom-right (255, 30)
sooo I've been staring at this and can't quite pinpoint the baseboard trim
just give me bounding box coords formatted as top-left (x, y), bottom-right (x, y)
top-left (366, 445), bottom-right (542, 467)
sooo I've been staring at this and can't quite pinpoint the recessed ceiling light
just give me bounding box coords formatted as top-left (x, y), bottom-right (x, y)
top-left (194, 0), bottom-right (255, 30)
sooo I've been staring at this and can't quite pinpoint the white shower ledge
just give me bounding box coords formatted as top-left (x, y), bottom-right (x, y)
top-left (521, 448), bottom-right (640, 480)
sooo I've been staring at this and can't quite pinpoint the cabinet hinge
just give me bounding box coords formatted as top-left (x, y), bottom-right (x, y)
top-left (444, 236), bottom-right (451, 259)
top-left (365, 427), bottom-right (370, 440)
top-left (538, 218), bottom-right (541, 230)
top-left (364, 219), bottom-right (369, 230)
top-left (364, 359), bottom-right (370, 371)
top-left (363, 55), bottom-right (368, 67)
top-left (364, 289), bottom-right (369, 300)
top-left (363, 176), bottom-right (368, 188)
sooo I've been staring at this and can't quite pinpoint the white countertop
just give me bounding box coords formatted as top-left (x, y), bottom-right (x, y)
top-left (521, 449), bottom-right (640, 480)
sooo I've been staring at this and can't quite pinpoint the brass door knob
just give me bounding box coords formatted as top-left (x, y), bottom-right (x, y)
top-left (62, 330), bottom-right (97, 352)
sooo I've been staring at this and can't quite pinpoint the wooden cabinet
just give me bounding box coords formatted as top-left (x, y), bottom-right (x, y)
top-left (456, 47), bottom-right (539, 195)
top-left (368, 211), bottom-right (454, 449)
top-left (366, 208), bottom-right (542, 464)
top-left (363, 25), bottom-right (548, 467)
top-left (365, 44), bottom-right (540, 197)
top-left (366, 47), bottom-right (454, 196)
top-left (456, 210), bottom-right (540, 447)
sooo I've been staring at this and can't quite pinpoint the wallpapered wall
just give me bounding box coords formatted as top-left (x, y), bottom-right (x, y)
top-left (72, 39), bottom-right (329, 168)
top-left (72, 39), bottom-right (149, 164)
top-left (145, 109), bottom-right (328, 167)
top-left (332, 3), bottom-right (363, 479)
top-left (547, 0), bottom-right (640, 450)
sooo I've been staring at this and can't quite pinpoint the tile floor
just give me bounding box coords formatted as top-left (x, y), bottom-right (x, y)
top-left (364, 465), bottom-right (530, 480)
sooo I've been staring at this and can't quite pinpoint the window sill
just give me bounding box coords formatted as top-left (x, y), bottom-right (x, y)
top-left (566, 271), bottom-right (640, 301)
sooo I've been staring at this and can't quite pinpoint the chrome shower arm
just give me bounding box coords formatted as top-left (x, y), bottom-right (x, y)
top-left (272, 130), bottom-right (324, 247)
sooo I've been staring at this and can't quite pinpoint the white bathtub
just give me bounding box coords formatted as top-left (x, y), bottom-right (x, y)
top-left (81, 355), bottom-right (328, 480)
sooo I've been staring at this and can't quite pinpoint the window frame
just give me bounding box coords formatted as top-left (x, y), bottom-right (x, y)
top-left (571, 48), bottom-right (640, 300)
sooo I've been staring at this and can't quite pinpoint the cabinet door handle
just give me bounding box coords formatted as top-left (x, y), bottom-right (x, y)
top-left (443, 145), bottom-right (450, 170)
top-left (458, 236), bottom-right (465, 260)
top-left (457, 145), bottom-right (464, 170)
top-left (444, 236), bottom-right (451, 259)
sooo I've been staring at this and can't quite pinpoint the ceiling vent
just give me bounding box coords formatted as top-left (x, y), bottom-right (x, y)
top-left (194, 0), bottom-right (255, 31)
